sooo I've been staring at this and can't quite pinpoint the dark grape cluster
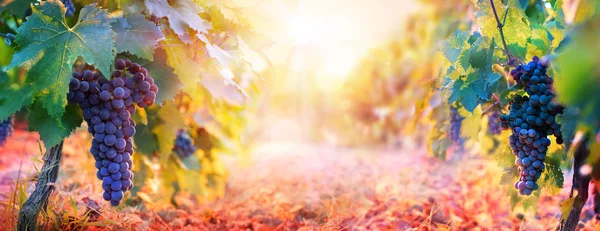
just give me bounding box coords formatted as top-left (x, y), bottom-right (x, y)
top-left (0, 115), bottom-right (14, 147)
top-left (488, 111), bottom-right (501, 135)
top-left (68, 59), bottom-right (159, 206)
top-left (500, 56), bottom-right (564, 196)
top-left (62, 0), bottom-right (75, 17)
top-left (449, 106), bottom-right (464, 147)
top-left (173, 130), bottom-right (196, 159)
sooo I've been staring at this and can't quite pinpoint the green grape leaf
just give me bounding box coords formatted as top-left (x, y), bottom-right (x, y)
top-left (468, 42), bottom-right (489, 69)
top-left (144, 0), bottom-right (209, 40)
top-left (448, 78), bottom-right (463, 103)
top-left (473, 0), bottom-right (530, 48)
top-left (0, 0), bottom-right (36, 18)
top-left (499, 170), bottom-right (515, 185)
top-left (546, 21), bottom-right (566, 50)
top-left (442, 31), bottom-right (470, 64)
top-left (178, 154), bottom-right (202, 170)
top-left (526, 25), bottom-right (550, 59)
top-left (498, 85), bottom-right (520, 105)
top-left (508, 189), bottom-right (520, 211)
top-left (112, 14), bottom-right (164, 61)
top-left (507, 43), bottom-right (527, 59)
top-left (127, 48), bottom-right (183, 104)
top-left (28, 101), bottom-right (82, 148)
top-left (460, 106), bottom-right (482, 139)
top-left (129, 155), bottom-right (149, 196)
top-left (0, 85), bottom-right (34, 121)
top-left (161, 33), bottom-right (200, 96)
top-left (559, 107), bottom-right (578, 150)
top-left (153, 101), bottom-right (186, 164)
top-left (560, 197), bottom-right (576, 219)
top-left (521, 194), bottom-right (538, 211)
top-left (459, 82), bottom-right (479, 112)
top-left (539, 156), bottom-right (564, 196)
top-left (133, 124), bottom-right (160, 156)
top-left (485, 72), bottom-right (502, 91)
top-left (456, 44), bottom-right (472, 73)
top-left (202, 4), bottom-right (230, 33)
top-left (7, 0), bottom-right (115, 119)
top-left (174, 164), bottom-right (206, 195)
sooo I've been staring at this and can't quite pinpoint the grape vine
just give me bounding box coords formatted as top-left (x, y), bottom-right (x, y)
top-left (68, 59), bottom-right (158, 206)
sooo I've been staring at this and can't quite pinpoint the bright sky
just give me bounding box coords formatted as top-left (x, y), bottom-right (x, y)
top-left (230, 0), bottom-right (421, 89)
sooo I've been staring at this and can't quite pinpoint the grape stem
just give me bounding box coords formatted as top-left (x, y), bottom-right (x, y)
top-left (0, 32), bottom-right (15, 41)
top-left (482, 94), bottom-right (503, 114)
top-left (489, 0), bottom-right (517, 66)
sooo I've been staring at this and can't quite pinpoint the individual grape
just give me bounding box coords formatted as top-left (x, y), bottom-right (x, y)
top-left (79, 81), bottom-right (90, 92)
top-left (129, 63), bottom-right (141, 74)
top-left (504, 56), bottom-right (564, 196)
top-left (134, 72), bottom-right (145, 82)
top-left (173, 130), bottom-right (197, 159)
top-left (99, 90), bottom-right (111, 102)
top-left (67, 61), bottom-right (159, 206)
top-left (69, 78), bottom-right (80, 90)
top-left (115, 59), bottom-right (126, 70)
top-left (113, 87), bottom-right (125, 99)
top-left (112, 99), bottom-right (124, 109)
top-left (139, 81), bottom-right (151, 92)
top-left (123, 126), bottom-right (135, 137)
top-left (0, 115), bottom-right (15, 147)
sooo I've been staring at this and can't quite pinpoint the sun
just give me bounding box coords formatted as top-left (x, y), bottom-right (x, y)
top-left (287, 14), bottom-right (318, 45)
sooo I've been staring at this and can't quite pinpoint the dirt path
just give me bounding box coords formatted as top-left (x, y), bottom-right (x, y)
top-left (1, 133), bottom-right (599, 230)
top-left (166, 142), bottom-right (575, 230)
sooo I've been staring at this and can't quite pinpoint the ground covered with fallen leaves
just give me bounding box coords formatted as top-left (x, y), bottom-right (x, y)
top-left (1, 130), bottom-right (600, 230)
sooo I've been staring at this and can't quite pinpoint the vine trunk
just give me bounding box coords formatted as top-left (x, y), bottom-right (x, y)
top-left (557, 137), bottom-right (591, 231)
top-left (17, 141), bottom-right (64, 231)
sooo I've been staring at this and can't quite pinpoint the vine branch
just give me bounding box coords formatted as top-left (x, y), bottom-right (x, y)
top-left (0, 32), bottom-right (15, 40)
top-left (490, 0), bottom-right (516, 66)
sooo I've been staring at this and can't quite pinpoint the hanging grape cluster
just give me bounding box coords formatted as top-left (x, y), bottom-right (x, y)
top-left (68, 59), bottom-right (159, 206)
top-left (62, 0), bottom-right (75, 17)
top-left (449, 106), bottom-right (464, 147)
top-left (0, 115), bottom-right (14, 147)
top-left (173, 130), bottom-right (196, 159)
top-left (500, 56), bottom-right (564, 196)
top-left (488, 111), bottom-right (501, 135)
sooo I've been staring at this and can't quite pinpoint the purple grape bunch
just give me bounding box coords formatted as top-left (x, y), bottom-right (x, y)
top-left (0, 115), bottom-right (14, 147)
top-left (62, 0), bottom-right (75, 17)
top-left (173, 130), bottom-right (196, 159)
top-left (67, 59), bottom-right (159, 206)
top-left (499, 56), bottom-right (564, 196)
top-left (449, 106), bottom-right (464, 147)
top-left (488, 110), bottom-right (501, 135)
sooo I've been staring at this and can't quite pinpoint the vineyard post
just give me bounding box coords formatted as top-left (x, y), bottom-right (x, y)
top-left (17, 140), bottom-right (65, 231)
top-left (557, 137), bottom-right (591, 231)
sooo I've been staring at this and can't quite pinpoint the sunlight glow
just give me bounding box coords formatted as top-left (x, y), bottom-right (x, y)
top-left (287, 14), bottom-right (318, 45)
